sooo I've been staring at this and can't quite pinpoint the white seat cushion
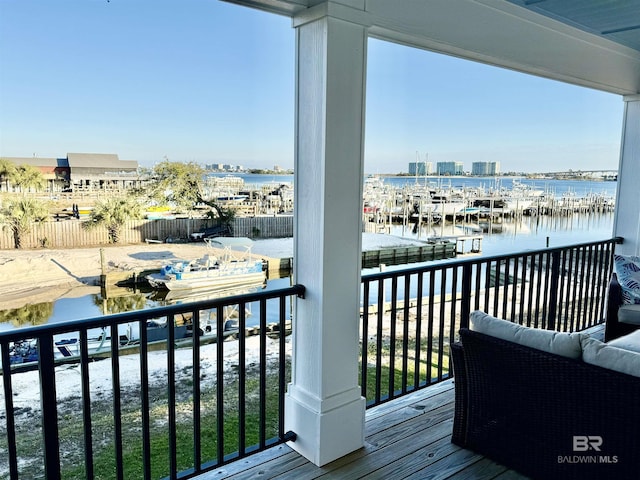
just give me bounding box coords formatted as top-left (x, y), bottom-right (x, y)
top-left (469, 310), bottom-right (584, 359)
top-left (581, 336), bottom-right (640, 378)
top-left (608, 329), bottom-right (640, 353)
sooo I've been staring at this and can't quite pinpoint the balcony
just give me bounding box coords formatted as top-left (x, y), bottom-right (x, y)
top-left (2, 1), bottom-right (639, 478)
top-left (0, 238), bottom-right (618, 479)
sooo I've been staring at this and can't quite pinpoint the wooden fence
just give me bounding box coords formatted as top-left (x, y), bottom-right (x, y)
top-left (0, 216), bottom-right (294, 250)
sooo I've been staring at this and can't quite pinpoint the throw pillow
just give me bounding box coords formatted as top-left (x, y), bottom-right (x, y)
top-left (581, 336), bottom-right (640, 378)
top-left (469, 310), bottom-right (584, 359)
top-left (614, 254), bottom-right (640, 304)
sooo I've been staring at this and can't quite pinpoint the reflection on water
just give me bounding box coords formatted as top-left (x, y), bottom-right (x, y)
top-left (0, 277), bottom-right (289, 332)
top-left (94, 292), bottom-right (148, 316)
top-left (0, 302), bottom-right (53, 328)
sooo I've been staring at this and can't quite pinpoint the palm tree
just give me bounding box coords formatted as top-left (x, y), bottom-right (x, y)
top-left (86, 196), bottom-right (143, 243)
top-left (0, 197), bottom-right (49, 248)
top-left (10, 164), bottom-right (47, 193)
top-left (0, 159), bottom-right (16, 192)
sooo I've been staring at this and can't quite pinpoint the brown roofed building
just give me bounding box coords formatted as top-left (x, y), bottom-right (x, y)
top-left (66, 153), bottom-right (140, 191)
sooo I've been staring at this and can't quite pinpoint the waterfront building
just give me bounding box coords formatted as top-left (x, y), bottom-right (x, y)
top-left (437, 161), bottom-right (464, 175)
top-left (472, 161), bottom-right (501, 175)
top-left (1, 152), bottom-right (139, 192)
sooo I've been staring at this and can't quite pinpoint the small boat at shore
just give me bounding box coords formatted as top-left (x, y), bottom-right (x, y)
top-left (146, 237), bottom-right (267, 291)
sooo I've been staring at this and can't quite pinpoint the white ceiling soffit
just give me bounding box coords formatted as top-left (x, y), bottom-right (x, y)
top-left (224, 0), bottom-right (640, 95)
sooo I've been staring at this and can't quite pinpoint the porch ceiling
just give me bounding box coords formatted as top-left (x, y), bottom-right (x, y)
top-left (506, 0), bottom-right (640, 52)
top-left (225, 0), bottom-right (640, 95)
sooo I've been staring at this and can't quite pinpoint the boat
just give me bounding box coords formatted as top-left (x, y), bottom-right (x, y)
top-left (8, 339), bottom-right (38, 365)
top-left (146, 237), bottom-right (266, 291)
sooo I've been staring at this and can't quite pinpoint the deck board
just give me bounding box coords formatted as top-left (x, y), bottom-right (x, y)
top-left (198, 380), bottom-right (528, 480)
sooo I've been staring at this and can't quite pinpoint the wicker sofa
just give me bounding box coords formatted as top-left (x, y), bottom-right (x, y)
top-left (452, 324), bottom-right (640, 480)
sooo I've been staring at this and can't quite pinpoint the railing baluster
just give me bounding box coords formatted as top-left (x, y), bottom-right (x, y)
top-left (259, 298), bottom-right (267, 448)
top-left (460, 263), bottom-right (472, 329)
top-left (1, 342), bottom-right (19, 479)
top-left (401, 274), bottom-right (411, 393)
top-left (518, 256), bottom-right (527, 325)
top-left (192, 309), bottom-right (202, 471)
top-left (593, 243), bottom-right (605, 323)
top-left (110, 322), bottom-right (124, 480)
top-left (375, 278), bottom-right (384, 404)
top-left (216, 304), bottom-right (225, 462)
top-left (510, 257), bottom-right (519, 322)
top-left (577, 246), bottom-right (588, 331)
top-left (502, 257), bottom-right (511, 319)
top-left (389, 276), bottom-right (398, 398)
top-left (361, 281), bottom-right (370, 399)
top-left (414, 272), bottom-right (424, 387)
top-left (473, 262), bottom-right (481, 312)
top-left (493, 258), bottom-right (501, 316)
top-left (167, 314), bottom-right (177, 478)
top-left (547, 251), bottom-right (561, 331)
top-left (278, 296), bottom-right (287, 440)
top-left (558, 249), bottom-right (568, 332)
top-left (79, 329), bottom-right (94, 479)
top-left (587, 245), bottom-right (597, 327)
top-left (427, 271), bottom-right (435, 384)
top-left (39, 334), bottom-right (61, 480)
top-left (238, 302), bottom-right (247, 455)
top-left (139, 318), bottom-right (151, 480)
top-left (449, 266), bottom-right (459, 346)
top-left (483, 260), bottom-right (492, 313)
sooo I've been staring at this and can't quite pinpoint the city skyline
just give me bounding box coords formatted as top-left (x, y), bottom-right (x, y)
top-left (0, 1), bottom-right (625, 173)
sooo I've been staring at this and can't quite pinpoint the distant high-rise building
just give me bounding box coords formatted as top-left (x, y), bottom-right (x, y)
top-left (436, 161), bottom-right (464, 175)
top-left (409, 161), bottom-right (427, 176)
top-left (472, 161), bottom-right (500, 176)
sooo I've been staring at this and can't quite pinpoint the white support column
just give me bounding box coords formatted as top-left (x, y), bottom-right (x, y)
top-left (285, 5), bottom-right (368, 467)
top-left (613, 95), bottom-right (640, 256)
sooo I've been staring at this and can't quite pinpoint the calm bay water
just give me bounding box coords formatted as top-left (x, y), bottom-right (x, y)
top-left (1, 175), bottom-right (617, 331)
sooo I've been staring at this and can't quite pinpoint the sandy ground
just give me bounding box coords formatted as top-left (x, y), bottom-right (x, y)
top-left (0, 234), bottom-right (425, 310)
top-left (0, 243), bottom-right (233, 310)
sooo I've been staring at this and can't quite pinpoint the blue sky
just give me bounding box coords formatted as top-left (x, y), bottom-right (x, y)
top-left (0, 0), bottom-right (624, 173)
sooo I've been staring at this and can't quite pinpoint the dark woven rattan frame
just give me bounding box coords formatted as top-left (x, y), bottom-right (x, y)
top-left (452, 328), bottom-right (640, 480)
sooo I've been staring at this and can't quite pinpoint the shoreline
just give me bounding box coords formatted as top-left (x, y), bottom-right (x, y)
top-left (0, 233), bottom-right (426, 311)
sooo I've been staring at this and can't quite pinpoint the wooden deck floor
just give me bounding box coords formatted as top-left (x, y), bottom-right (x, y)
top-left (197, 380), bottom-right (527, 480)
top-left (198, 325), bottom-right (604, 480)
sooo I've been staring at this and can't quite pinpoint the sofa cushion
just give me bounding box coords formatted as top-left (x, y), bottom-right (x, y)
top-left (608, 329), bottom-right (640, 353)
top-left (614, 254), bottom-right (640, 304)
top-left (469, 310), bottom-right (584, 359)
top-left (581, 336), bottom-right (640, 378)
top-left (618, 304), bottom-right (640, 325)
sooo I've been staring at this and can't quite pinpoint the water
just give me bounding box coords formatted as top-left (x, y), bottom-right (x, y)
top-left (209, 172), bottom-right (617, 199)
top-left (0, 176), bottom-right (617, 331)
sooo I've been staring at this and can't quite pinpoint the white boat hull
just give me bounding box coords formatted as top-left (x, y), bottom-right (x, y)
top-left (148, 269), bottom-right (266, 291)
